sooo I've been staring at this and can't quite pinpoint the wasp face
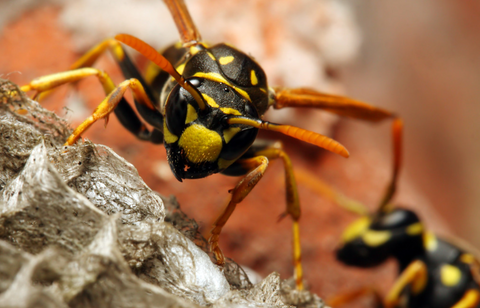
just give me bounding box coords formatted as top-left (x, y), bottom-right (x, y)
top-left (336, 208), bottom-right (424, 268)
top-left (163, 78), bottom-right (258, 181)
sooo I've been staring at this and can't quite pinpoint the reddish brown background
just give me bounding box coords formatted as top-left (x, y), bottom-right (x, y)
top-left (2, 1), bottom-right (480, 307)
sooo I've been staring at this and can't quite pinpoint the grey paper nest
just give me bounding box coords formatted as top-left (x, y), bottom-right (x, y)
top-left (0, 80), bottom-right (327, 308)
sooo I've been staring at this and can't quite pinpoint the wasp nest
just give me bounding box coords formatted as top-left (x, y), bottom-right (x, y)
top-left (0, 79), bottom-right (327, 308)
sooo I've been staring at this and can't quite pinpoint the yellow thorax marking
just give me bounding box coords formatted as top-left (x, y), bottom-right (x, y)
top-left (185, 104), bottom-right (198, 124)
top-left (423, 231), bottom-right (438, 251)
top-left (250, 69), bottom-right (258, 85)
top-left (406, 222), bottom-right (424, 236)
top-left (342, 216), bottom-right (371, 243)
top-left (202, 93), bottom-right (219, 108)
top-left (219, 56), bottom-right (234, 65)
top-left (178, 124), bottom-right (222, 163)
top-left (163, 122), bottom-right (178, 144)
top-left (174, 41), bottom-right (183, 48)
top-left (223, 127), bottom-right (241, 143)
top-left (362, 230), bottom-right (392, 247)
top-left (189, 46), bottom-right (201, 55)
top-left (220, 107), bottom-right (241, 116)
top-left (193, 72), bottom-right (251, 102)
top-left (207, 52), bottom-right (216, 61)
top-left (440, 264), bottom-right (462, 287)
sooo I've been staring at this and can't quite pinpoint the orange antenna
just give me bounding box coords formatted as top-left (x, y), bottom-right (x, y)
top-left (115, 34), bottom-right (206, 110)
top-left (227, 117), bottom-right (349, 158)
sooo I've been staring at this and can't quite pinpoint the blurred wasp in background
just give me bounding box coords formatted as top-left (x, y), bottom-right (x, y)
top-left (20, 0), bottom-right (398, 290)
top-left (298, 119), bottom-right (480, 306)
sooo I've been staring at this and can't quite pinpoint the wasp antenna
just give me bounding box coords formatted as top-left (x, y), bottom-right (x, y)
top-left (115, 34), bottom-right (206, 110)
top-left (227, 117), bottom-right (349, 158)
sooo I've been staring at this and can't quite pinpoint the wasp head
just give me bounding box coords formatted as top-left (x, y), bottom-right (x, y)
top-left (163, 77), bottom-right (258, 181)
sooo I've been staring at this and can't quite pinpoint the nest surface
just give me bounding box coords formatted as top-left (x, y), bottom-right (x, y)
top-left (0, 79), bottom-right (327, 308)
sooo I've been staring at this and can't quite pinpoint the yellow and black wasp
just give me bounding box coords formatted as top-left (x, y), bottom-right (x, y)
top-left (298, 120), bottom-right (480, 306)
top-left (20, 0), bottom-right (397, 290)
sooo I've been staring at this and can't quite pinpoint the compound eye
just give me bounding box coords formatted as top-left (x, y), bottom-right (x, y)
top-left (220, 127), bottom-right (258, 160)
top-left (244, 102), bottom-right (258, 118)
top-left (165, 85), bottom-right (188, 137)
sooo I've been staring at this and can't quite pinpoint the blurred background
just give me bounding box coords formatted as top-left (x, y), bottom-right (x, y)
top-left (1, 0), bottom-right (480, 307)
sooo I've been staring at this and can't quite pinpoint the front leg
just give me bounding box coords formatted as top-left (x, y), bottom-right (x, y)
top-left (211, 143), bottom-right (306, 290)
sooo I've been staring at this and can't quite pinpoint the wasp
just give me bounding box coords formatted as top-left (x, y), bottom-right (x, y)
top-left (20, 0), bottom-right (397, 290)
top-left (298, 120), bottom-right (480, 306)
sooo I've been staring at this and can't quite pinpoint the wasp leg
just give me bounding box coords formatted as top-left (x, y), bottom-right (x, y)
top-left (327, 287), bottom-right (383, 308)
top-left (254, 146), bottom-right (305, 290)
top-left (209, 155), bottom-right (269, 265)
top-left (452, 289), bottom-right (480, 308)
top-left (272, 87), bottom-right (394, 122)
top-left (273, 88), bottom-right (403, 207)
top-left (21, 68), bottom-right (160, 143)
top-left (295, 118), bottom-right (403, 214)
top-left (21, 68), bottom-right (117, 100)
top-left (213, 144), bottom-right (306, 290)
top-left (64, 78), bottom-right (156, 145)
top-left (378, 118), bottom-right (403, 211)
top-left (69, 38), bottom-right (164, 132)
top-left (163, 0), bottom-right (202, 46)
top-left (25, 36), bottom-right (164, 142)
top-left (295, 168), bottom-right (369, 215)
top-left (384, 260), bottom-right (428, 308)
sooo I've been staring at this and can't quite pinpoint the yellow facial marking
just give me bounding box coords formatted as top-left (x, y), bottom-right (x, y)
top-left (202, 93), bottom-right (219, 108)
top-left (219, 56), bottom-right (234, 65)
top-left (163, 121), bottom-right (178, 144)
top-left (223, 127), bottom-right (241, 143)
top-left (207, 52), bottom-right (216, 61)
top-left (185, 104), bottom-right (198, 124)
top-left (440, 264), bottom-right (462, 287)
top-left (178, 124), bottom-right (222, 163)
top-left (423, 231), bottom-right (438, 251)
top-left (220, 107), bottom-right (241, 116)
top-left (250, 70), bottom-right (258, 85)
top-left (460, 253), bottom-right (476, 265)
top-left (218, 158), bottom-right (236, 170)
top-left (176, 63), bottom-right (186, 75)
top-left (193, 72), bottom-right (251, 102)
top-left (171, 63), bottom-right (186, 81)
top-left (174, 41), bottom-right (183, 48)
top-left (362, 230), bottom-right (392, 247)
top-left (342, 216), bottom-right (371, 243)
top-left (406, 222), bottom-right (424, 236)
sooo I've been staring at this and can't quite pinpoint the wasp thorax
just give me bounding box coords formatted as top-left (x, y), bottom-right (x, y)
top-left (336, 208), bottom-right (424, 268)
